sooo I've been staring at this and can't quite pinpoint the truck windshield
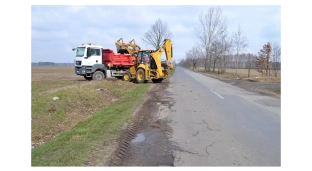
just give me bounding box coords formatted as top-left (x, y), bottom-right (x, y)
top-left (76, 47), bottom-right (85, 57)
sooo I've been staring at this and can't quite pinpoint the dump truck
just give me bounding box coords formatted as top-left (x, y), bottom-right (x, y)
top-left (72, 43), bottom-right (134, 81)
top-left (115, 38), bottom-right (174, 83)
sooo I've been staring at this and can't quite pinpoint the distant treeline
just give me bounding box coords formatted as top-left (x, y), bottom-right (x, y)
top-left (31, 62), bottom-right (74, 66)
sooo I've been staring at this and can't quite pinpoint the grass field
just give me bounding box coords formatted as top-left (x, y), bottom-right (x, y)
top-left (193, 67), bottom-right (281, 83)
top-left (31, 66), bottom-right (152, 166)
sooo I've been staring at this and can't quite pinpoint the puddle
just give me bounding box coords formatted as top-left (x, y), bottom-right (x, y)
top-left (131, 133), bottom-right (145, 143)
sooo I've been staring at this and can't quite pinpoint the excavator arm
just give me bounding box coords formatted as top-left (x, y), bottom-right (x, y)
top-left (151, 39), bottom-right (174, 71)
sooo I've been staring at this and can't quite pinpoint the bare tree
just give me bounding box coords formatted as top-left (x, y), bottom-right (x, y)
top-left (246, 53), bottom-right (254, 78)
top-left (232, 24), bottom-right (248, 76)
top-left (256, 42), bottom-right (272, 76)
top-left (186, 46), bottom-right (202, 70)
top-left (178, 58), bottom-right (191, 68)
top-left (219, 30), bottom-right (232, 73)
top-left (210, 40), bottom-right (222, 72)
top-left (261, 42), bottom-right (272, 76)
top-left (195, 7), bottom-right (227, 72)
top-left (272, 42), bottom-right (281, 77)
top-left (142, 19), bottom-right (172, 49)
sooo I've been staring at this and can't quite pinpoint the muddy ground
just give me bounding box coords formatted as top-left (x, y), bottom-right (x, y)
top-left (107, 79), bottom-right (177, 166)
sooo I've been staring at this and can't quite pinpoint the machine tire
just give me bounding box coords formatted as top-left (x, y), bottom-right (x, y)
top-left (92, 71), bottom-right (105, 80)
top-left (84, 76), bottom-right (93, 81)
top-left (136, 68), bottom-right (145, 84)
top-left (122, 71), bottom-right (132, 82)
top-left (152, 79), bottom-right (163, 83)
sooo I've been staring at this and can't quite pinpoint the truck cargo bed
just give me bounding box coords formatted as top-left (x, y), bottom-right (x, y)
top-left (103, 49), bottom-right (134, 67)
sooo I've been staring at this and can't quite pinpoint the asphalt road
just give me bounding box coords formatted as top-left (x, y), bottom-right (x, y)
top-left (159, 66), bottom-right (281, 166)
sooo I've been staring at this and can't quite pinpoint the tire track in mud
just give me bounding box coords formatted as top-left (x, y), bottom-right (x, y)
top-left (108, 80), bottom-right (176, 166)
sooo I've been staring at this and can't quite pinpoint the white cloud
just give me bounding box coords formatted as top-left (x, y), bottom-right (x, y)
top-left (31, 5), bottom-right (281, 63)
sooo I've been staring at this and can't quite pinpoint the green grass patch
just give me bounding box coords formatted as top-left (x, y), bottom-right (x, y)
top-left (31, 83), bottom-right (150, 166)
top-left (168, 67), bottom-right (175, 76)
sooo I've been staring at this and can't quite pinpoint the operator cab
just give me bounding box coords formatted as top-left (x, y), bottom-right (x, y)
top-left (137, 51), bottom-right (157, 69)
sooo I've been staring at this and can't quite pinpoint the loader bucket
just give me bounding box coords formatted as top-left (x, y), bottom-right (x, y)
top-left (115, 38), bottom-right (141, 54)
top-left (116, 44), bottom-right (129, 54)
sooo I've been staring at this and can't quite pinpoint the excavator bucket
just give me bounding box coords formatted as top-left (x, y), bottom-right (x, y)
top-left (115, 38), bottom-right (141, 54)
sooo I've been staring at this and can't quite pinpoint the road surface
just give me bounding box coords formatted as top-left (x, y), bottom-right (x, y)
top-left (165, 66), bottom-right (281, 166)
top-left (120, 66), bottom-right (281, 166)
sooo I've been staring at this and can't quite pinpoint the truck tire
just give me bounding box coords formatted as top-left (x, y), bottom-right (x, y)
top-left (136, 69), bottom-right (145, 84)
top-left (92, 71), bottom-right (105, 80)
top-left (122, 71), bottom-right (132, 82)
top-left (84, 76), bottom-right (93, 81)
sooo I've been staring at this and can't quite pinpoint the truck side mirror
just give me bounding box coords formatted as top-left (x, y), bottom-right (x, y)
top-left (87, 47), bottom-right (91, 57)
top-left (72, 48), bottom-right (76, 51)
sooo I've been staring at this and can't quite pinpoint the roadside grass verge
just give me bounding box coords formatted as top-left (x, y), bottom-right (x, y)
top-left (263, 87), bottom-right (281, 95)
top-left (168, 67), bottom-right (175, 76)
top-left (193, 68), bottom-right (281, 83)
top-left (31, 81), bottom-right (150, 166)
top-left (31, 80), bottom-right (124, 146)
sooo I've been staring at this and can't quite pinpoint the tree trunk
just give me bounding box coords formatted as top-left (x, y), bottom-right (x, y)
top-left (213, 60), bottom-right (216, 72)
top-left (205, 58), bottom-right (208, 71)
top-left (235, 61), bottom-right (238, 76)
top-left (235, 54), bottom-right (238, 76)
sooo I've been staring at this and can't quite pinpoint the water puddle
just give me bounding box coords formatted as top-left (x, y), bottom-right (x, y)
top-left (131, 133), bottom-right (145, 143)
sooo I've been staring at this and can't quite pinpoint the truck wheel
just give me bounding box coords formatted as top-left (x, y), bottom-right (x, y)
top-left (136, 69), bottom-right (145, 83)
top-left (84, 76), bottom-right (92, 81)
top-left (92, 71), bottom-right (105, 80)
top-left (122, 71), bottom-right (132, 82)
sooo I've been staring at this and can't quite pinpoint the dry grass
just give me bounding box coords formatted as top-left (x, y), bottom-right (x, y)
top-left (31, 66), bottom-right (149, 167)
top-left (31, 66), bottom-right (139, 147)
top-left (32, 66), bottom-right (82, 81)
top-left (194, 67), bottom-right (281, 83)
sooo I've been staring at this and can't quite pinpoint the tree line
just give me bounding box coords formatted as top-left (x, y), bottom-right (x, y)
top-left (177, 7), bottom-right (281, 77)
top-left (31, 62), bottom-right (74, 66)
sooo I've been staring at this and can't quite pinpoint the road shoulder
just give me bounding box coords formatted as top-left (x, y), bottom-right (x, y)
top-left (191, 70), bottom-right (281, 100)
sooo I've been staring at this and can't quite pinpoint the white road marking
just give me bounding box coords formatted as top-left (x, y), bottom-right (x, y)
top-left (211, 90), bottom-right (224, 99)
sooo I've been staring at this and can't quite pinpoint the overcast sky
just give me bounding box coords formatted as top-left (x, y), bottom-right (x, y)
top-left (31, 5), bottom-right (281, 63)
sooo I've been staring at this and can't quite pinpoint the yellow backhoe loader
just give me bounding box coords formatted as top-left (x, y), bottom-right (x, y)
top-left (115, 38), bottom-right (174, 83)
